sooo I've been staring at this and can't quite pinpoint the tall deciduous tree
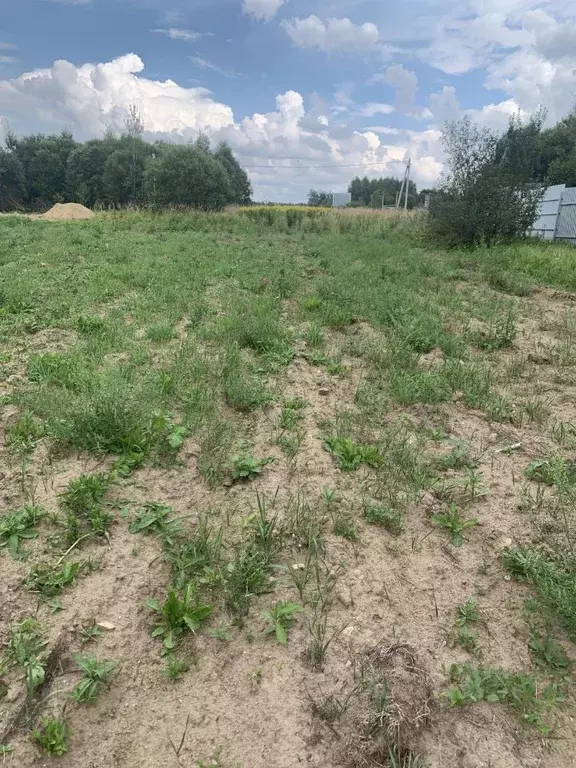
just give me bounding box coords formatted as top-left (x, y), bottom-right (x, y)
top-left (144, 145), bottom-right (232, 210)
top-left (214, 142), bottom-right (252, 205)
top-left (0, 148), bottom-right (26, 210)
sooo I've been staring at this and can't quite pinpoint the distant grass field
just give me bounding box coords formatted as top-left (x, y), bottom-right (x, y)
top-left (1, 209), bottom-right (576, 767)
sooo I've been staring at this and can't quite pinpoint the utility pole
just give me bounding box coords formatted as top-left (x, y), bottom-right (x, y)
top-left (404, 158), bottom-right (411, 211)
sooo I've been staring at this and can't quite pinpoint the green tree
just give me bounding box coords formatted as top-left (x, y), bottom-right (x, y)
top-left (0, 148), bottom-right (26, 210)
top-left (307, 189), bottom-right (332, 207)
top-left (214, 142), bottom-right (252, 205)
top-left (429, 114), bottom-right (544, 247)
top-left (7, 131), bottom-right (76, 208)
top-left (124, 105), bottom-right (146, 204)
top-left (144, 144), bottom-right (231, 210)
top-left (67, 138), bottom-right (117, 207)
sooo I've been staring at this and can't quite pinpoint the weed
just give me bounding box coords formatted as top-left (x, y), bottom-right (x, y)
top-left (0, 504), bottom-right (44, 558)
top-left (363, 504), bottom-right (403, 535)
top-left (463, 468), bottom-right (489, 502)
top-left (525, 456), bottom-right (576, 487)
top-left (470, 307), bottom-right (517, 351)
top-left (5, 618), bottom-right (47, 702)
top-left (262, 601), bottom-right (303, 644)
top-left (521, 398), bottom-right (551, 425)
top-left (446, 663), bottom-right (560, 733)
top-left (224, 500), bottom-right (279, 616)
top-left (164, 657), bottom-right (190, 680)
top-left (454, 626), bottom-right (480, 653)
top-left (32, 717), bottom-right (69, 756)
top-left (502, 548), bottom-right (576, 640)
top-left (147, 585), bottom-right (213, 653)
top-left (332, 514), bottom-right (358, 541)
top-left (279, 398), bottom-right (307, 430)
top-left (552, 421), bottom-right (576, 449)
top-left (323, 435), bottom-right (384, 471)
top-left (436, 439), bottom-right (475, 471)
top-left (79, 623), bottom-right (102, 644)
top-left (303, 323), bottom-right (324, 348)
top-left (129, 503), bottom-right (183, 546)
top-left (6, 411), bottom-right (44, 454)
top-left (231, 454), bottom-right (275, 481)
top-left (322, 487), bottom-right (339, 507)
top-left (26, 560), bottom-right (84, 596)
top-left (277, 431), bottom-right (303, 458)
top-left (208, 624), bottom-right (232, 642)
top-left (168, 518), bottom-right (223, 589)
top-left (529, 629), bottom-right (570, 672)
top-left (431, 504), bottom-right (479, 546)
top-left (454, 598), bottom-right (482, 627)
top-left (72, 655), bottom-right (116, 704)
top-left (60, 473), bottom-right (112, 542)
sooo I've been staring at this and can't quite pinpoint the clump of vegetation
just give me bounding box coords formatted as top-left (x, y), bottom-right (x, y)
top-left (262, 601), bottom-right (303, 644)
top-left (60, 472), bottom-right (112, 542)
top-left (0, 504), bottom-right (45, 558)
top-left (26, 560), bottom-right (84, 597)
top-left (72, 655), bottom-right (116, 704)
top-left (147, 586), bottom-right (213, 653)
top-left (502, 548), bottom-right (576, 640)
top-left (428, 113), bottom-right (544, 247)
top-left (446, 663), bottom-right (560, 733)
top-left (231, 454), bottom-right (275, 481)
top-left (431, 504), bottom-right (479, 546)
top-left (332, 514), bottom-right (358, 542)
top-left (363, 504), bottom-right (403, 535)
top-left (32, 717), bottom-right (69, 756)
top-left (4, 618), bottom-right (47, 702)
top-left (323, 435), bottom-right (384, 471)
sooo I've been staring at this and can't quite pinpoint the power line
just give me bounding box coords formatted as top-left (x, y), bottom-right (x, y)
top-left (242, 160), bottom-right (391, 170)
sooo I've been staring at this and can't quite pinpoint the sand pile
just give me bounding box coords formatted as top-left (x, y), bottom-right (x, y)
top-left (40, 203), bottom-right (95, 221)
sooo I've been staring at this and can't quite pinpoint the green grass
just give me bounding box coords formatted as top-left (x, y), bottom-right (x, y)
top-left (3, 211), bottom-right (576, 764)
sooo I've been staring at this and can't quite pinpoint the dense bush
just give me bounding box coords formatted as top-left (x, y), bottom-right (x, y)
top-left (429, 115), bottom-right (544, 247)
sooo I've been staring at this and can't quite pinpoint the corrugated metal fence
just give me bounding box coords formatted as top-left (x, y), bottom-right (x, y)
top-left (530, 184), bottom-right (576, 244)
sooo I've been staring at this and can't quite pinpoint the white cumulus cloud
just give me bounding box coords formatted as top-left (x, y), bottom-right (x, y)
top-left (242, 0), bottom-right (287, 22)
top-left (282, 15), bottom-right (381, 54)
top-left (0, 54), bottom-right (234, 139)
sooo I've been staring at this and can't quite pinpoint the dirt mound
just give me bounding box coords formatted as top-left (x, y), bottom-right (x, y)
top-left (40, 203), bottom-right (94, 221)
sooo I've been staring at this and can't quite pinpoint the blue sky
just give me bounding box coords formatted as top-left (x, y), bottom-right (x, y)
top-left (0, 0), bottom-right (575, 200)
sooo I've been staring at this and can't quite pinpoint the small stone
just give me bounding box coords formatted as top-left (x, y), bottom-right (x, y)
top-left (341, 625), bottom-right (355, 637)
top-left (97, 621), bottom-right (116, 631)
top-left (488, 432), bottom-right (498, 443)
top-left (318, 387), bottom-right (330, 396)
top-left (501, 537), bottom-right (513, 549)
top-left (336, 586), bottom-right (353, 608)
top-left (223, 478), bottom-right (233, 488)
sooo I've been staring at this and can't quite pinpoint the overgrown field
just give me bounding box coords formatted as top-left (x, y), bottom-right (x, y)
top-left (1, 209), bottom-right (576, 768)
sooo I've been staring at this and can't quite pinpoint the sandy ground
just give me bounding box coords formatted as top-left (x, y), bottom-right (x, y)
top-left (1, 289), bottom-right (576, 767)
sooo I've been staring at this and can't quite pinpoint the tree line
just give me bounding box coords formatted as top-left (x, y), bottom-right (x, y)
top-left (0, 108), bottom-right (252, 212)
top-left (308, 176), bottom-right (421, 209)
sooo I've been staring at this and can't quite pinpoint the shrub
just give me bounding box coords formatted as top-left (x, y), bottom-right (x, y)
top-left (429, 114), bottom-right (544, 248)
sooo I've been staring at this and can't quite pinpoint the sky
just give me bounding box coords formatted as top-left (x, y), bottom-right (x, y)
top-left (0, 0), bottom-right (575, 201)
